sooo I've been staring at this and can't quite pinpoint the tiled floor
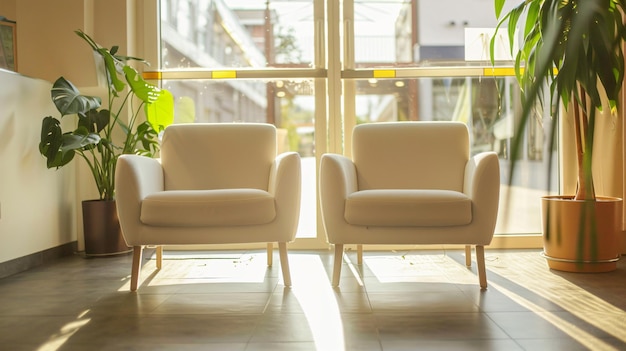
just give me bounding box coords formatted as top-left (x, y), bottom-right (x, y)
top-left (0, 248), bottom-right (624, 351)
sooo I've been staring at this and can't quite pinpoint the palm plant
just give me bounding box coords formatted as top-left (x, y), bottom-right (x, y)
top-left (492, 0), bottom-right (626, 269)
top-left (39, 30), bottom-right (173, 200)
top-left (492, 0), bottom-right (626, 201)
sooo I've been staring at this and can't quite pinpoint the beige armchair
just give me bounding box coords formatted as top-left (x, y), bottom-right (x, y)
top-left (319, 121), bottom-right (500, 289)
top-left (115, 123), bottom-right (301, 291)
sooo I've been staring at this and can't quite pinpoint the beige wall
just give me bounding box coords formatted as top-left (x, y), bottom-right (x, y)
top-left (0, 71), bottom-right (77, 263)
top-left (1, 0), bottom-right (137, 85)
top-left (0, 0), bottom-right (16, 20)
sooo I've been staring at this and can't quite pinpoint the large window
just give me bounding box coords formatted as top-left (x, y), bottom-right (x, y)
top-left (156, 0), bottom-right (556, 247)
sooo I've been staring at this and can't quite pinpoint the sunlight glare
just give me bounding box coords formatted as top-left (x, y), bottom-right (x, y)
top-left (36, 313), bottom-right (91, 351)
top-left (364, 253), bottom-right (476, 284)
top-left (291, 254), bottom-right (346, 350)
top-left (344, 253), bottom-right (364, 286)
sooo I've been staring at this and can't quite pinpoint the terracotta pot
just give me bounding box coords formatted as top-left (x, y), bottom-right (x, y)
top-left (541, 195), bottom-right (622, 272)
top-left (82, 200), bottom-right (131, 256)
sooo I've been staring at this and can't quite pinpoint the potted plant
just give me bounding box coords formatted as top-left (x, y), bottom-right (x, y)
top-left (39, 29), bottom-right (173, 256)
top-left (492, 0), bottom-right (625, 272)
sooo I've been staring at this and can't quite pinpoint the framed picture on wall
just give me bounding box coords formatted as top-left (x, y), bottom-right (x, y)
top-left (0, 19), bottom-right (17, 72)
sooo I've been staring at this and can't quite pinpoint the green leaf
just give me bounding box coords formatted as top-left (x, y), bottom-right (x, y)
top-left (124, 66), bottom-right (161, 104)
top-left (524, 1), bottom-right (540, 40)
top-left (145, 88), bottom-right (175, 132)
top-left (39, 117), bottom-right (100, 169)
top-left (78, 109), bottom-right (111, 133)
top-left (39, 116), bottom-right (67, 168)
top-left (51, 77), bottom-right (101, 116)
top-left (75, 29), bottom-right (127, 94)
top-left (507, 5), bottom-right (524, 54)
top-left (134, 121), bottom-right (160, 156)
top-left (62, 128), bottom-right (101, 152)
top-left (494, 0), bottom-right (506, 18)
top-left (98, 47), bottom-right (127, 94)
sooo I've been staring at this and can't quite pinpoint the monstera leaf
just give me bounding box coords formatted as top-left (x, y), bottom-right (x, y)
top-left (50, 77), bottom-right (101, 117)
top-left (78, 109), bottom-right (110, 134)
top-left (145, 88), bottom-right (175, 132)
top-left (39, 117), bottom-right (100, 169)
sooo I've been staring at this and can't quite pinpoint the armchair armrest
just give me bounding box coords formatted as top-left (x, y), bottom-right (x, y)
top-left (115, 154), bottom-right (164, 245)
top-left (464, 151), bottom-right (500, 238)
top-left (319, 154), bottom-right (358, 241)
top-left (269, 152), bottom-right (302, 239)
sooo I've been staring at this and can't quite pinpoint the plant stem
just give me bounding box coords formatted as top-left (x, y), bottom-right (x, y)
top-left (574, 84), bottom-right (595, 201)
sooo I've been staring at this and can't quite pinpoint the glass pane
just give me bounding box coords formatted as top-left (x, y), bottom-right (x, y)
top-left (353, 0), bottom-right (519, 66)
top-left (351, 0), bottom-right (409, 64)
top-left (351, 76), bottom-right (556, 235)
top-left (160, 0), bottom-right (314, 69)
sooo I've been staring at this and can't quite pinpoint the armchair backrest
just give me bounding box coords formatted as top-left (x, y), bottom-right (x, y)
top-left (160, 123), bottom-right (277, 191)
top-left (352, 121), bottom-right (469, 191)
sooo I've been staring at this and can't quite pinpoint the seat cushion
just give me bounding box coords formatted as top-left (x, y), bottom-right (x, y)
top-left (344, 189), bottom-right (472, 226)
top-left (140, 189), bottom-right (276, 227)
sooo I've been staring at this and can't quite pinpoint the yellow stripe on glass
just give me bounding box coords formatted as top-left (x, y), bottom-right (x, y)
top-left (483, 67), bottom-right (517, 76)
top-left (212, 70), bottom-right (237, 79)
top-left (142, 71), bottom-right (162, 80)
top-left (373, 70), bottom-right (396, 78)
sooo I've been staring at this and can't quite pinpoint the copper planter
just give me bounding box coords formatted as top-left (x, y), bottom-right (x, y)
top-left (541, 195), bottom-right (622, 272)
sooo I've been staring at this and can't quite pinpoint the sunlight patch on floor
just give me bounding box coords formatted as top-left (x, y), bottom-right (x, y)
top-left (289, 254), bottom-right (346, 350)
top-left (118, 252), bottom-right (271, 291)
top-left (363, 252), bottom-right (476, 284)
top-left (343, 252), bottom-right (365, 286)
top-left (36, 310), bottom-right (91, 351)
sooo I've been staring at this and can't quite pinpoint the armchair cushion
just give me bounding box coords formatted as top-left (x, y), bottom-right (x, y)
top-left (140, 189), bottom-right (276, 227)
top-left (345, 189), bottom-right (471, 226)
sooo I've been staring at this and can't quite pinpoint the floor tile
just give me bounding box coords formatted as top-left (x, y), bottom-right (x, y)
top-left (151, 292), bottom-right (272, 314)
top-left (368, 290), bottom-right (479, 313)
top-left (0, 249), bottom-right (624, 350)
top-left (244, 342), bottom-right (318, 351)
top-left (375, 312), bottom-right (510, 341)
top-left (380, 339), bottom-right (524, 351)
top-left (68, 314), bottom-right (260, 344)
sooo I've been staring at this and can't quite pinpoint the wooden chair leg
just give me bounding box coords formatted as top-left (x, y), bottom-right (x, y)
top-left (465, 245), bottom-right (472, 267)
top-left (267, 243), bottom-right (273, 266)
top-left (130, 246), bottom-right (143, 292)
top-left (332, 244), bottom-right (344, 287)
top-left (357, 244), bottom-right (363, 265)
top-left (278, 242), bottom-right (291, 287)
top-left (476, 245), bottom-right (488, 289)
top-left (156, 245), bottom-right (163, 269)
